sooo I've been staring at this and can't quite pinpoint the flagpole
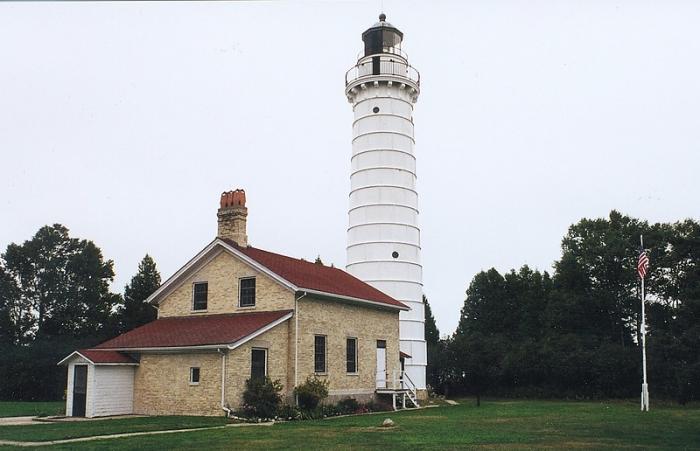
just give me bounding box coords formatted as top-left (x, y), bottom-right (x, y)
top-left (640, 234), bottom-right (649, 411)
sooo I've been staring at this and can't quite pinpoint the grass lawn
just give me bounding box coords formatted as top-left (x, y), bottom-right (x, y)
top-left (0, 416), bottom-right (226, 442)
top-left (0, 402), bottom-right (64, 418)
top-left (1, 399), bottom-right (698, 449)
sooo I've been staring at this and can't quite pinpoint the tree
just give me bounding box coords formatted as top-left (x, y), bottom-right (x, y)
top-left (449, 332), bottom-right (504, 406)
top-left (424, 295), bottom-right (442, 390)
top-left (646, 219), bottom-right (700, 404)
top-left (0, 266), bottom-right (23, 345)
top-left (119, 254), bottom-right (160, 332)
top-left (0, 224), bottom-right (122, 400)
top-left (424, 295), bottom-right (439, 345)
top-left (556, 211), bottom-right (651, 346)
top-left (1, 224), bottom-right (121, 341)
top-left (456, 269), bottom-right (507, 337)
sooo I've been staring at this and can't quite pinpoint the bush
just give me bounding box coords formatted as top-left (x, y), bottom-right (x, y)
top-left (365, 399), bottom-right (393, 412)
top-left (294, 376), bottom-right (329, 410)
top-left (278, 403), bottom-right (301, 421)
top-left (337, 397), bottom-right (360, 414)
top-left (242, 376), bottom-right (283, 419)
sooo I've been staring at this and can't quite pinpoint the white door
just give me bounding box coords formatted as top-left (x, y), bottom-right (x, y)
top-left (376, 340), bottom-right (387, 388)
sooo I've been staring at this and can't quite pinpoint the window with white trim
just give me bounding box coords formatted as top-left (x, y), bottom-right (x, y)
top-left (189, 367), bottom-right (200, 385)
top-left (192, 282), bottom-right (208, 311)
top-left (239, 277), bottom-right (256, 307)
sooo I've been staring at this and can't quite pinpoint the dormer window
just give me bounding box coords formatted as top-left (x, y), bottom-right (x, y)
top-left (239, 277), bottom-right (256, 307)
top-left (192, 282), bottom-right (208, 311)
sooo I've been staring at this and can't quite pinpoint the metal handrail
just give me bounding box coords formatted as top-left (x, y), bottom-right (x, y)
top-left (402, 372), bottom-right (417, 392)
top-left (345, 57), bottom-right (420, 87)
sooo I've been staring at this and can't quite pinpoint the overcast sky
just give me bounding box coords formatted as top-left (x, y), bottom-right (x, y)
top-left (1, 1), bottom-right (698, 335)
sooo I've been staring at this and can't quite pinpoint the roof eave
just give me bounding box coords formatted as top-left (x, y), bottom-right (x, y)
top-left (57, 350), bottom-right (90, 366)
top-left (95, 311), bottom-right (294, 353)
top-left (57, 350), bottom-right (138, 366)
top-left (298, 288), bottom-right (409, 311)
top-left (146, 239), bottom-right (298, 306)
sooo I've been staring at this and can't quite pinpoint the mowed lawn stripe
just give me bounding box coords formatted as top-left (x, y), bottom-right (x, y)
top-left (2, 400), bottom-right (695, 450)
top-left (0, 403), bottom-right (64, 419)
top-left (0, 416), bottom-right (227, 442)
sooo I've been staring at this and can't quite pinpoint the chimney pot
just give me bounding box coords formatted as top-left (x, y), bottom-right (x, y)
top-left (217, 189), bottom-right (248, 247)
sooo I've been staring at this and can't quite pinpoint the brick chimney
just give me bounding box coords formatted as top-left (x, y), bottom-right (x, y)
top-left (217, 189), bottom-right (248, 247)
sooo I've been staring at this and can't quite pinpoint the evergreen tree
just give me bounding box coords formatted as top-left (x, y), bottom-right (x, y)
top-left (119, 254), bottom-right (161, 332)
top-left (423, 295), bottom-right (440, 345)
top-left (423, 295), bottom-right (442, 391)
top-left (0, 266), bottom-right (22, 345)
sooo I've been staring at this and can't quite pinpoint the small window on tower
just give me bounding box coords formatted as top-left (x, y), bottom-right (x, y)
top-left (373, 107), bottom-right (380, 113)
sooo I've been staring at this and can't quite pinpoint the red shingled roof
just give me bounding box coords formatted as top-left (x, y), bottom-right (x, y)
top-left (79, 349), bottom-right (137, 364)
top-left (222, 239), bottom-right (407, 309)
top-left (95, 310), bottom-right (292, 350)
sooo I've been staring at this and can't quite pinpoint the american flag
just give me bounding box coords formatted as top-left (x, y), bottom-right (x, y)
top-left (637, 248), bottom-right (650, 279)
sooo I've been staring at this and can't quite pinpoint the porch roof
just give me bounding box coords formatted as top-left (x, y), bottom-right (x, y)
top-left (94, 310), bottom-right (294, 351)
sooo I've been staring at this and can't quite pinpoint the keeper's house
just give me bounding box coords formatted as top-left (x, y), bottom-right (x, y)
top-left (59, 190), bottom-right (414, 417)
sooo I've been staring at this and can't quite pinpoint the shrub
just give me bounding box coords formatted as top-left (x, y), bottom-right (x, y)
top-left (365, 399), bottom-right (393, 412)
top-left (242, 376), bottom-right (283, 419)
top-left (278, 403), bottom-right (301, 421)
top-left (294, 376), bottom-right (329, 410)
top-left (337, 397), bottom-right (360, 414)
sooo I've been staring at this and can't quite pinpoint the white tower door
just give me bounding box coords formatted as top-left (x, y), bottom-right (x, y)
top-left (376, 341), bottom-right (387, 388)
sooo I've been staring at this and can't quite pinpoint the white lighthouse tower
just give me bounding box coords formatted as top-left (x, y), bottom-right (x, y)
top-left (345, 14), bottom-right (426, 392)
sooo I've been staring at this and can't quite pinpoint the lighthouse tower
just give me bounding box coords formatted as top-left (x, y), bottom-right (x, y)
top-left (345, 14), bottom-right (426, 391)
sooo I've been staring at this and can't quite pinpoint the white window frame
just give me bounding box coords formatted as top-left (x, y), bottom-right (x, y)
top-left (251, 347), bottom-right (268, 378)
top-left (238, 277), bottom-right (256, 308)
top-left (192, 282), bottom-right (208, 312)
top-left (189, 367), bottom-right (201, 385)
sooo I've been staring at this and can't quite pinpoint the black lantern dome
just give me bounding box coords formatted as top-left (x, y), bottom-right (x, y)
top-left (361, 14), bottom-right (404, 57)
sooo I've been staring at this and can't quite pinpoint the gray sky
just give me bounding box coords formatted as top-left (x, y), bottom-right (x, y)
top-left (1, 1), bottom-right (698, 335)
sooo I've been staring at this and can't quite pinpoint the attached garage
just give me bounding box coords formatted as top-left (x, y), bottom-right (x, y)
top-left (58, 350), bottom-right (138, 418)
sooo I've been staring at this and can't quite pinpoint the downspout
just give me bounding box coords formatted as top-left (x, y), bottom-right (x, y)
top-left (294, 292), bottom-right (307, 391)
top-left (218, 348), bottom-right (231, 417)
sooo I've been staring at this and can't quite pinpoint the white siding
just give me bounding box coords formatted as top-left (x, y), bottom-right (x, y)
top-left (92, 366), bottom-right (135, 417)
top-left (65, 362), bottom-right (74, 416)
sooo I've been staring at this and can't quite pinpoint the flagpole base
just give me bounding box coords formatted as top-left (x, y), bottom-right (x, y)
top-left (641, 383), bottom-right (650, 411)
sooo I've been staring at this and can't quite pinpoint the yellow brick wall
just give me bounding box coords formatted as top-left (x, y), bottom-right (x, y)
top-left (223, 320), bottom-right (291, 408)
top-left (157, 250), bottom-right (294, 318)
top-left (295, 297), bottom-right (400, 399)
top-left (133, 353), bottom-right (222, 416)
top-left (133, 321), bottom-right (291, 416)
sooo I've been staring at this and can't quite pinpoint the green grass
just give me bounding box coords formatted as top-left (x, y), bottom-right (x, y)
top-left (0, 402), bottom-right (64, 418)
top-left (1, 399), bottom-right (699, 449)
top-left (0, 416), bottom-right (226, 442)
